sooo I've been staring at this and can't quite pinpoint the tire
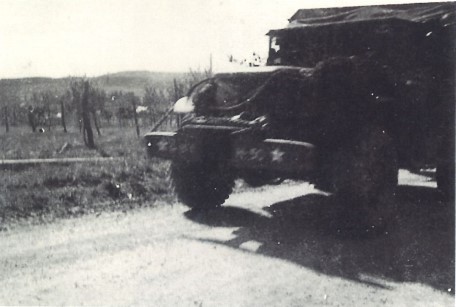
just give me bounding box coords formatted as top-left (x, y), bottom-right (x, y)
top-left (330, 127), bottom-right (398, 233)
top-left (171, 160), bottom-right (235, 209)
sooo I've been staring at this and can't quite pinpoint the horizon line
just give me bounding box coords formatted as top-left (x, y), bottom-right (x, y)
top-left (0, 69), bottom-right (191, 81)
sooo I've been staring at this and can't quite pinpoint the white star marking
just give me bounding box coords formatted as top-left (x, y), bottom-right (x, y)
top-left (271, 148), bottom-right (284, 162)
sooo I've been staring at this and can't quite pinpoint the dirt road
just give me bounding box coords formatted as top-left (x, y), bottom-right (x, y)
top-left (0, 170), bottom-right (453, 306)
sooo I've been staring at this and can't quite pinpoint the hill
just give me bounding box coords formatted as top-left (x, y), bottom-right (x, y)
top-left (92, 71), bottom-right (186, 96)
top-left (0, 71), bottom-right (187, 103)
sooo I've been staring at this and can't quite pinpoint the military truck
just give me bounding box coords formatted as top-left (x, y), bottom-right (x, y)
top-left (145, 3), bottom-right (455, 226)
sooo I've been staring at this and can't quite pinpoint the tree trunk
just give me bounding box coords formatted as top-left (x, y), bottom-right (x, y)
top-left (118, 109), bottom-right (122, 128)
top-left (60, 99), bottom-right (67, 133)
top-left (92, 111), bottom-right (101, 136)
top-left (47, 107), bottom-right (51, 131)
top-left (28, 109), bottom-right (36, 132)
top-left (4, 106), bottom-right (9, 133)
top-left (131, 98), bottom-right (140, 137)
top-left (12, 107), bottom-right (17, 126)
top-left (81, 81), bottom-right (95, 148)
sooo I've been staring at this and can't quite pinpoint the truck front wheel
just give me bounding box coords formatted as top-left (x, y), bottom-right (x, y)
top-left (331, 127), bottom-right (398, 233)
top-left (171, 160), bottom-right (235, 209)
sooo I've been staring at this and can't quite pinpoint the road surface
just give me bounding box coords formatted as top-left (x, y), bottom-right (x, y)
top-left (0, 170), bottom-right (453, 306)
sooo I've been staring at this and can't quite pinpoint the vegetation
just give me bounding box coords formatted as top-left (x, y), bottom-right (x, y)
top-left (0, 70), bottom-right (212, 137)
top-left (0, 69), bottom-right (213, 228)
top-left (0, 127), bottom-right (173, 228)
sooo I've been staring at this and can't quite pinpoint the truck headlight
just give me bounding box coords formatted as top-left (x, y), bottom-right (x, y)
top-left (173, 96), bottom-right (195, 114)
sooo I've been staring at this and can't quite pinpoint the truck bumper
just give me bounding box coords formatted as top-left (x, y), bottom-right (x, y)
top-left (144, 131), bottom-right (316, 174)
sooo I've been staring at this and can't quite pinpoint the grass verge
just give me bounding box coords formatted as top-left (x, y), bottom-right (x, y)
top-left (0, 126), bottom-right (175, 228)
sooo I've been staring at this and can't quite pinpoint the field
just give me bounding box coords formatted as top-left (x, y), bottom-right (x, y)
top-left (0, 69), bottom-right (210, 229)
top-left (0, 125), bottom-right (174, 228)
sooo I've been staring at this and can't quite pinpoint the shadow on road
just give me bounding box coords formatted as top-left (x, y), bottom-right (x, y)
top-left (185, 185), bottom-right (454, 294)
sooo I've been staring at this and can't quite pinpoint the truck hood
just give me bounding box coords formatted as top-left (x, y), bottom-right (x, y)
top-left (188, 65), bottom-right (313, 116)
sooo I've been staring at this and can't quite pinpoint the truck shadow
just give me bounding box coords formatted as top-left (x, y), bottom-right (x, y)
top-left (185, 185), bottom-right (454, 294)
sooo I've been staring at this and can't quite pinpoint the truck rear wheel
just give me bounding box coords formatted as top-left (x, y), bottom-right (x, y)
top-left (331, 127), bottom-right (398, 233)
top-left (171, 160), bottom-right (235, 209)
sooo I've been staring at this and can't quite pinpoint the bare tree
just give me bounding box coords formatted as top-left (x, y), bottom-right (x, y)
top-left (70, 81), bottom-right (83, 132)
top-left (89, 87), bottom-right (106, 136)
top-left (128, 93), bottom-right (140, 137)
top-left (0, 82), bottom-right (20, 133)
top-left (27, 106), bottom-right (37, 132)
top-left (143, 86), bottom-right (157, 125)
top-left (60, 97), bottom-right (67, 133)
top-left (3, 106), bottom-right (9, 133)
top-left (81, 81), bottom-right (95, 148)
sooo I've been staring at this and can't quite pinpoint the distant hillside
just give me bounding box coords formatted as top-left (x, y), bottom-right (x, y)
top-left (0, 71), bottom-right (187, 102)
top-left (0, 77), bottom-right (70, 100)
top-left (92, 71), bottom-right (186, 96)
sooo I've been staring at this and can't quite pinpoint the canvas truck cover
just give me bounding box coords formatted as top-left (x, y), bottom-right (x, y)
top-left (267, 3), bottom-right (455, 66)
top-left (285, 2), bottom-right (455, 28)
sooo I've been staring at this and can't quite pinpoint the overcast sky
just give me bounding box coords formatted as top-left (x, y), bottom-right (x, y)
top-left (0, 0), bottom-right (446, 78)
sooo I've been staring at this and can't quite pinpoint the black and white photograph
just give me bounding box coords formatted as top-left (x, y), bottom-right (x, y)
top-left (0, 0), bottom-right (454, 305)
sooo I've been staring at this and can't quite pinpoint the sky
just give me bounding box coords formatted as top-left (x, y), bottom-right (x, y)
top-left (0, 0), bottom-right (448, 79)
